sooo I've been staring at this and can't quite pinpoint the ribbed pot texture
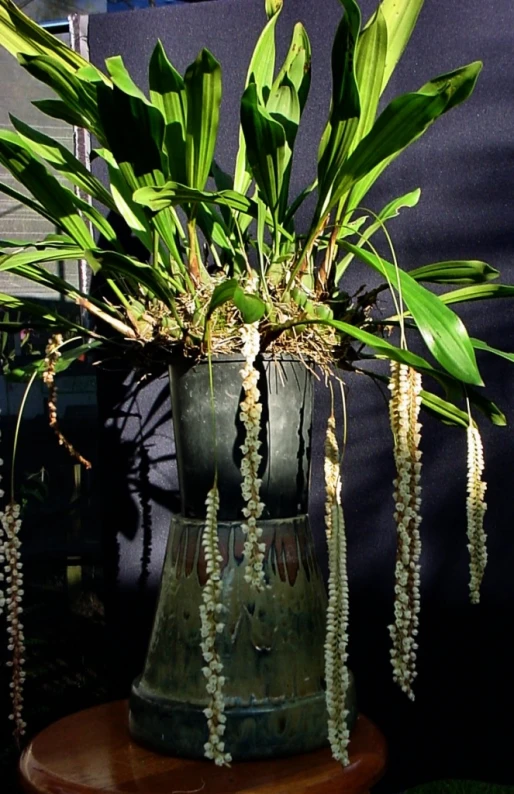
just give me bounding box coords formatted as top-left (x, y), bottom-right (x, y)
top-left (129, 355), bottom-right (356, 759)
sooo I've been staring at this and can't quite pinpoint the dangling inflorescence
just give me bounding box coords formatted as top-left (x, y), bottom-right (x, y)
top-left (1, 406), bottom-right (26, 742)
top-left (239, 323), bottom-right (267, 592)
top-left (388, 362), bottom-right (422, 701)
top-left (0, 502), bottom-right (26, 743)
top-left (43, 334), bottom-right (92, 469)
top-left (200, 484), bottom-right (231, 767)
top-left (324, 413), bottom-right (351, 766)
top-left (0, 423), bottom-right (4, 620)
top-left (466, 422), bottom-right (487, 604)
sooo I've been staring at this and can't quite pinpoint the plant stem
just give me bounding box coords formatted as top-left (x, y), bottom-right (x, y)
top-left (10, 371), bottom-right (38, 502)
top-left (187, 218), bottom-right (201, 285)
top-left (152, 230), bottom-right (159, 268)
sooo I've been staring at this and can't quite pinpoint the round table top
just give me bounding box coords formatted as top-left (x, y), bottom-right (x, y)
top-left (19, 700), bottom-right (387, 794)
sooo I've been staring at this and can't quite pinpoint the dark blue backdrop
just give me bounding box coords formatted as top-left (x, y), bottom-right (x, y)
top-left (89, 1), bottom-right (514, 789)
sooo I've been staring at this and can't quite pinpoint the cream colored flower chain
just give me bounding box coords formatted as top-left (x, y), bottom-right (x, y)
top-left (466, 423), bottom-right (487, 604)
top-left (324, 414), bottom-right (351, 766)
top-left (239, 323), bottom-right (267, 592)
top-left (388, 362), bottom-right (422, 700)
top-left (0, 412), bottom-right (26, 742)
top-left (1, 502), bottom-right (26, 741)
top-left (200, 484), bottom-right (231, 766)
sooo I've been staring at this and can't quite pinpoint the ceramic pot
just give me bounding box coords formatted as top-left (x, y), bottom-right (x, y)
top-left (129, 355), bottom-right (356, 759)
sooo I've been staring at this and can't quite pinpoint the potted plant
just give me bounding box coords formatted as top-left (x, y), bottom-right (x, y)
top-left (1, 0), bottom-right (513, 768)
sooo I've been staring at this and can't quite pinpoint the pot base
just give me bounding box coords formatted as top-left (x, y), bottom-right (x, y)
top-left (129, 675), bottom-right (357, 760)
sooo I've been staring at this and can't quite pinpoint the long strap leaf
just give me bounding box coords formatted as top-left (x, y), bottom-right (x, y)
top-left (184, 49), bottom-right (222, 192)
top-left (234, 7), bottom-right (281, 195)
top-left (10, 115), bottom-right (116, 212)
top-left (0, 132), bottom-right (96, 249)
top-left (134, 182), bottom-right (258, 217)
top-left (340, 241), bottom-right (482, 385)
top-left (0, 0), bottom-right (99, 75)
top-left (409, 261), bottom-right (499, 285)
top-left (317, 0), bottom-right (361, 215)
top-left (378, 0), bottom-right (424, 94)
top-left (19, 53), bottom-right (105, 144)
top-left (240, 83), bottom-right (287, 219)
top-left (343, 61), bottom-right (482, 215)
top-left (149, 40), bottom-right (188, 184)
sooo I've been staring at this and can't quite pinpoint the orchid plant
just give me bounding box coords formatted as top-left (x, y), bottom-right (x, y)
top-left (1, 0), bottom-right (513, 766)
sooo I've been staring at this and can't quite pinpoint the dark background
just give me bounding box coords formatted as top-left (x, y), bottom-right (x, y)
top-left (88, 1), bottom-right (514, 790)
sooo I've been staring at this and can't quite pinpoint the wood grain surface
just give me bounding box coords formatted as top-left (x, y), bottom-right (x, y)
top-left (19, 700), bottom-right (387, 794)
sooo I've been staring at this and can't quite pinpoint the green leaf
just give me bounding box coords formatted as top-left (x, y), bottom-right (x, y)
top-left (409, 260), bottom-right (499, 285)
top-left (471, 338), bottom-right (514, 366)
top-left (0, 0), bottom-right (95, 74)
top-left (95, 76), bottom-right (183, 262)
top-left (335, 189), bottom-right (421, 283)
top-left (0, 179), bottom-right (57, 226)
top-left (376, 188), bottom-right (422, 222)
top-left (351, 4), bottom-right (387, 144)
top-left (438, 284), bottom-right (514, 304)
top-left (317, 0), bottom-right (361, 213)
top-left (107, 163), bottom-right (153, 244)
top-left (19, 53), bottom-right (105, 143)
top-left (0, 246), bottom-right (85, 273)
top-left (206, 279), bottom-right (238, 318)
top-left (134, 182), bottom-right (258, 217)
top-left (421, 384), bottom-right (504, 427)
top-left (106, 55), bottom-right (148, 102)
top-left (9, 116), bottom-right (116, 212)
top-left (266, 75), bottom-right (301, 217)
top-left (0, 234), bottom-right (74, 249)
top-left (233, 286), bottom-right (266, 324)
top-left (378, 0), bottom-right (424, 94)
top-left (272, 22), bottom-right (312, 114)
top-left (184, 49), bottom-right (222, 191)
top-left (332, 0), bottom-right (361, 123)
top-left (91, 148), bottom-right (153, 250)
top-left (84, 250), bottom-right (175, 307)
top-left (32, 98), bottom-right (91, 131)
top-left (341, 60), bottom-right (483, 216)
top-left (296, 315), bottom-right (443, 375)
top-left (96, 81), bottom-right (165, 189)
top-left (466, 388), bottom-right (507, 426)
top-left (284, 179), bottom-right (318, 229)
top-left (234, 7), bottom-right (281, 194)
top-left (420, 388), bottom-right (469, 428)
top-left (148, 40), bottom-right (187, 184)
top-left (256, 196), bottom-right (267, 278)
top-left (267, 76), bottom-right (300, 148)
top-left (8, 342), bottom-right (102, 382)
top-left (240, 82), bottom-right (287, 216)
top-left (265, 0), bottom-right (283, 19)
top-left (340, 241), bottom-right (483, 386)
top-left (0, 131), bottom-right (96, 248)
top-left (0, 292), bottom-right (91, 334)
top-left (196, 204), bottom-right (234, 256)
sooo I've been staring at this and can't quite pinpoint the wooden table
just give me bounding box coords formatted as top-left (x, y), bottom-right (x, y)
top-left (19, 700), bottom-right (387, 794)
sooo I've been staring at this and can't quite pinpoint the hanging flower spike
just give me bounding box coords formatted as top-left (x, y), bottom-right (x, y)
top-left (466, 422), bottom-right (487, 604)
top-left (388, 362), bottom-right (422, 701)
top-left (1, 406), bottom-right (26, 742)
top-left (239, 323), bottom-right (267, 592)
top-left (0, 502), bottom-right (26, 742)
top-left (0, 424), bottom-right (4, 619)
top-left (200, 484), bottom-right (231, 767)
top-left (323, 413), bottom-right (351, 766)
top-left (43, 334), bottom-right (92, 470)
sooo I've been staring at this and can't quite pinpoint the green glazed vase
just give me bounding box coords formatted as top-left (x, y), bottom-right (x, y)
top-left (129, 356), bottom-right (357, 759)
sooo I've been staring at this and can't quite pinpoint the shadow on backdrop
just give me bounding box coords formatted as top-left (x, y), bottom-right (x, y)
top-left (89, 0), bottom-right (514, 789)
